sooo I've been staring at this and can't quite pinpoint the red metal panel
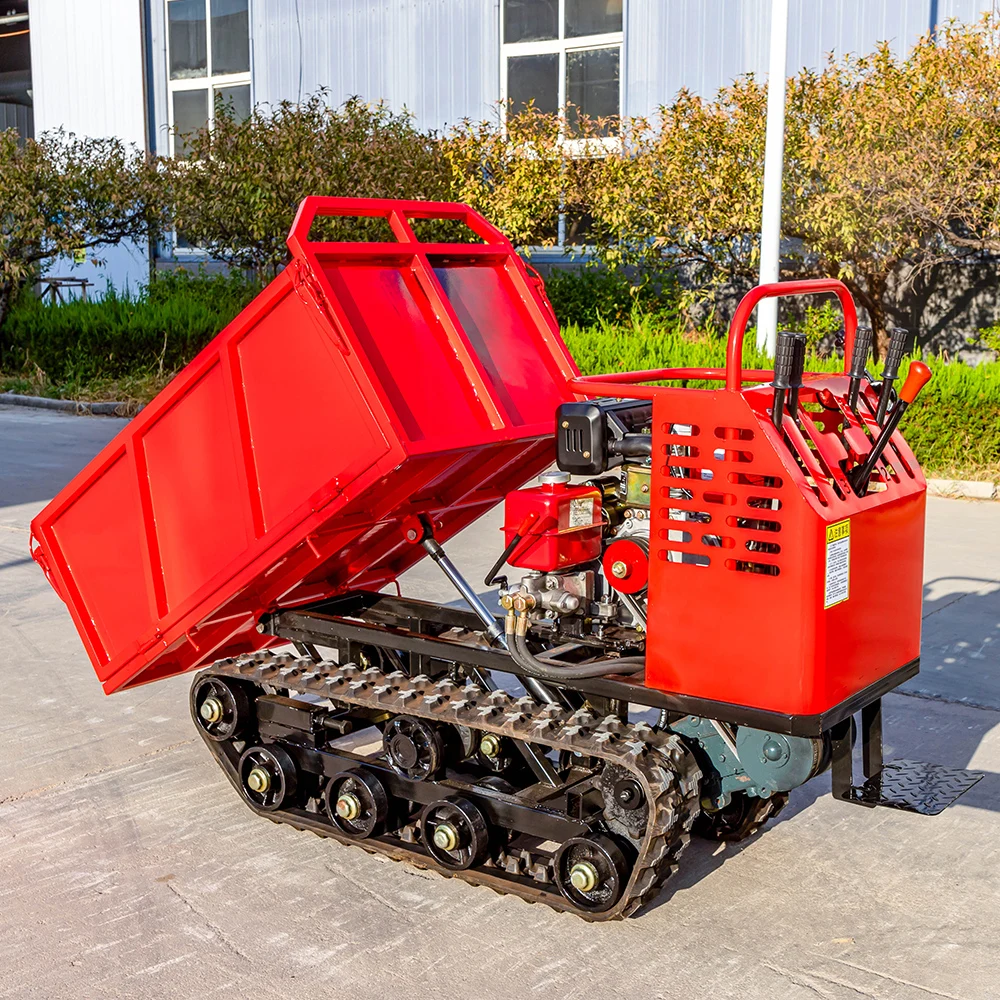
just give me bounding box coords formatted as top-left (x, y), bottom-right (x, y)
top-left (142, 361), bottom-right (252, 611)
top-left (32, 197), bottom-right (578, 693)
top-left (50, 452), bottom-right (153, 669)
top-left (568, 279), bottom-right (927, 718)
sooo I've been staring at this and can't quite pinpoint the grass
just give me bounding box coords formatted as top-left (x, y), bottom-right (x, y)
top-left (2, 288), bottom-right (998, 482)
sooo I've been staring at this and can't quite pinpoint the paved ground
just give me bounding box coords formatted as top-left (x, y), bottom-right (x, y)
top-left (1, 404), bottom-right (998, 1000)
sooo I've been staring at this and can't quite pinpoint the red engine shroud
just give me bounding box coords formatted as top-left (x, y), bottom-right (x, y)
top-left (569, 279), bottom-right (925, 719)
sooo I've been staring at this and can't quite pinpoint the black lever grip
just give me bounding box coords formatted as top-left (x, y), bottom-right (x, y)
top-left (883, 327), bottom-right (908, 381)
top-left (771, 331), bottom-right (799, 428)
top-left (773, 330), bottom-right (798, 389)
top-left (848, 326), bottom-right (874, 379)
top-left (876, 327), bottom-right (908, 423)
top-left (847, 326), bottom-right (873, 411)
top-left (787, 333), bottom-right (807, 422)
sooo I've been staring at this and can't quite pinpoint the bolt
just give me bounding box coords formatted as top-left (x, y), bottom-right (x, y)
top-left (199, 696), bottom-right (224, 724)
top-left (569, 861), bottom-right (600, 893)
top-left (480, 733), bottom-right (502, 758)
top-left (582, 450), bottom-right (591, 459)
top-left (561, 420), bottom-right (569, 428)
top-left (335, 792), bottom-right (362, 820)
top-left (433, 823), bottom-right (459, 851)
top-left (246, 766), bottom-right (271, 794)
top-left (610, 560), bottom-right (629, 579)
top-left (406, 528), bottom-right (418, 541)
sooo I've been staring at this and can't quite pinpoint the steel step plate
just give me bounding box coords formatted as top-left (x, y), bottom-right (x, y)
top-left (855, 758), bottom-right (984, 815)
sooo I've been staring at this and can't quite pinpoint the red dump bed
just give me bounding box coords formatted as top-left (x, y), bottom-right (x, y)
top-left (31, 198), bottom-right (578, 693)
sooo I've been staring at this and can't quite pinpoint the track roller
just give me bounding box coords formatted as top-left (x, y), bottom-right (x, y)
top-left (420, 797), bottom-right (490, 870)
top-left (383, 716), bottom-right (445, 780)
top-left (693, 791), bottom-right (788, 841)
top-left (238, 745), bottom-right (298, 811)
top-left (192, 675), bottom-right (252, 742)
top-left (554, 835), bottom-right (632, 913)
top-left (324, 768), bottom-right (390, 840)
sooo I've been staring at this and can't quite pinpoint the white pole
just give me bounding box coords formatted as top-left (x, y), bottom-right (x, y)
top-left (757, 0), bottom-right (789, 355)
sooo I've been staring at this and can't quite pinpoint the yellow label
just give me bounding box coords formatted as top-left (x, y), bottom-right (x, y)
top-left (824, 518), bottom-right (851, 608)
top-left (826, 519), bottom-right (851, 544)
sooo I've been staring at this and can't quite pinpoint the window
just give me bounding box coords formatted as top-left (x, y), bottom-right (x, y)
top-left (502, 0), bottom-right (622, 136)
top-left (166, 0), bottom-right (251, 157)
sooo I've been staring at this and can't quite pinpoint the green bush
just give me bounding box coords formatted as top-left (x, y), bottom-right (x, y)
top-left (539, 268), bottom-right (679, 328)
top-left (562, 313), bottom-right (1000, 476)
top-left (0, 268), bottom-right (258, 383)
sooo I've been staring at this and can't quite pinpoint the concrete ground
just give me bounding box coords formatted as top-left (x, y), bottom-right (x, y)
top-left (1, 403), bottom-right (998, 1000)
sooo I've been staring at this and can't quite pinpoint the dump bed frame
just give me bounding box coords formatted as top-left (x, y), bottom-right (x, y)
top-left (31, 197), bottom-right (579, 693)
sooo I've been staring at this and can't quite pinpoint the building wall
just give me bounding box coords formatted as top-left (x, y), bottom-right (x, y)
top-left (249, 0), bottom-right (500, 132)
top-left (0, 102), bottom-right (32, 140)
top-left (28, 0), bottom-right (150, 293)
top-left (625, 0), bottom-right (995, 118)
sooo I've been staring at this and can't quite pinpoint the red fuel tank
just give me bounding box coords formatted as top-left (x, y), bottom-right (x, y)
top-left (503, 472), bottom-right (603, 572)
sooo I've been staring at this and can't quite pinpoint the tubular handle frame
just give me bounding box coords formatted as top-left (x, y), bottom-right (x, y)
top-left (567, 279), bottom-right (859, 397)
top-left (286, 195), bottom-right (511, 259)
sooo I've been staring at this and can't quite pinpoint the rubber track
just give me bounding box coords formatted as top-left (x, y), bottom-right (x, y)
top-left (193, 650), bottom-right (703, 921)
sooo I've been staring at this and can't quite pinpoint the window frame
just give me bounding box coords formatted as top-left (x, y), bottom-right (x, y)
top-left (500, 0), bottom-right (624, 132)
top-left (165, 0), bottom-right (253, 155)
top-left (164, 0), bottom-right (253, 257)
top-left (500, 0), bottom-right (624, 251)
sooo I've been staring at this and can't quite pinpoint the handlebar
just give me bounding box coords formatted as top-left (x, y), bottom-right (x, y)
top-left (724, 279), bottom-right (858, 391)
top-left (286, 196), bottom-right (510, 259)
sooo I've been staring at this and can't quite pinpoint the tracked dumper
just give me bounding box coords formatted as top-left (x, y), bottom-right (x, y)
top-left (30, 198), bottom-right (982, 919)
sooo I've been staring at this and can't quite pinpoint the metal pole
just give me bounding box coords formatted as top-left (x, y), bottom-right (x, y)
top-left (756, 0), bottom-right (789, 356)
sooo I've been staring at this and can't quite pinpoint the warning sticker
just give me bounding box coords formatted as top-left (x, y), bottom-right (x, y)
top-left (568, 497), bottom-right (595, 528)
top-left (824, 519), bottom-right (851, 608)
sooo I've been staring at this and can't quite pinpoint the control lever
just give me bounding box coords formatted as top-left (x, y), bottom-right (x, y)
top-left (771, 331), bottom-right (804, 429)
top-left (875, 327), bottom-right (908, 424)
top-left (849, 362), bottom-right (932, 496)
top-left (847, 325), bottom-right (874, 413)
top-left (787, 333), bottom-right (807, 425)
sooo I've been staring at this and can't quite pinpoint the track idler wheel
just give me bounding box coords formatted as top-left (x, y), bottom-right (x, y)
top-left (420, 797), bottom-right (489, 871)
top-left (238, 745), bottom-right (298, 811)
top-left (383, 716), bottom-right (445, 780)
top-left (192, 675), bottom-right (252, 742)
top-left (693, 791), bottom-right (789, 842)
top-left (554, 835), bottom-right (632, 913)
top-left (324, 768), bottom-right (389, 840)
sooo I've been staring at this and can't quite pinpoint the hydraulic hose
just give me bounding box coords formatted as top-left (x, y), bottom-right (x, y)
top-left (507, 616), bottom-right (645, 679)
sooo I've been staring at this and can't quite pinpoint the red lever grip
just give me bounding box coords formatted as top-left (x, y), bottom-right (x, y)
top-left (898, 361), bottom-right (932, 404)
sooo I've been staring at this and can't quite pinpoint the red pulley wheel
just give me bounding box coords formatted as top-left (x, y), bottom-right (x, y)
top-left (602, 537), bottom-right (649, 594)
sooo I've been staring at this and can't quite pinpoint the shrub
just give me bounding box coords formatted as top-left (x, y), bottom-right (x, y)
top-left (562, 314), bottom-right (1000, 475)
top-left (0, 127), bottom-right (166, 330)
top-left (541, 267), bottom-right (679, 328)
top-left (0, 268), bottom-right (258, 383)
top-left (169, 94), bottom-right (450, 280)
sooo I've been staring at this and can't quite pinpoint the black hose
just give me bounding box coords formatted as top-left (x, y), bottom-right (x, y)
top-left (509, 629), bottom-right (645, 679)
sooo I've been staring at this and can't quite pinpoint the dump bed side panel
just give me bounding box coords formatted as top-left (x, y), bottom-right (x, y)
top-left (31, 198), bottom-right (578, 693)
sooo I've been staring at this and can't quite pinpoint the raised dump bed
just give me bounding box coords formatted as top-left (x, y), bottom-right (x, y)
top-left (30, 197), bottom-right (579, 693)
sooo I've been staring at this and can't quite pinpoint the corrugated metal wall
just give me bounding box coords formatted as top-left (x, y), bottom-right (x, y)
top-left (238, 0), bottom-right (1000, 129)
top-left (626, 0), bottom-right (996, 117)
top-left (141, 0), bottom-right (1000, 141)
top-left (250, 0), bottom-right (500, 132)
top-left (0, 102), bottom-right (32, 139)
top-left (29, 0), bottom-right (150, 292)
top-left (30, 0), bottom-right (147, 145)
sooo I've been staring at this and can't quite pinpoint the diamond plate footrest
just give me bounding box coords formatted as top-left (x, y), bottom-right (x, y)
top-left (854, 759), bottom-right (984, 815)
